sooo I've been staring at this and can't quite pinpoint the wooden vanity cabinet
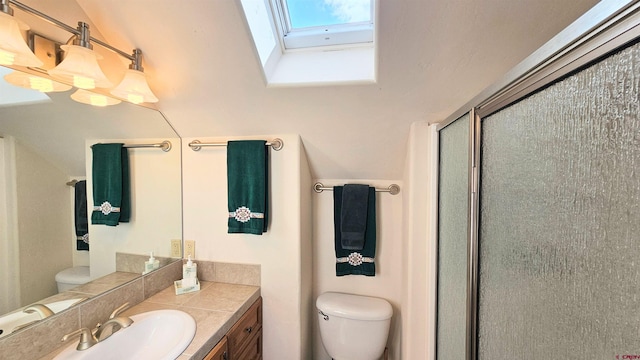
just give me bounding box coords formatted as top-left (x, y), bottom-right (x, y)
top-left (204, 297), bottom-right (262, 360)
top-left (203, 336), bottom-right (228, 360)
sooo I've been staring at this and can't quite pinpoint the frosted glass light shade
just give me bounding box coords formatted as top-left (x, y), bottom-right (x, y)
top-left (70, 89), bottom-right (121, 107)
top-left (110, 69), bottom-right (158, 104)
top-left (49, 45), bottom-right (112, 89)
top-left (4, 71), bottom-right (72, 92)
top-left (0, 12), bottom-right (43, 67)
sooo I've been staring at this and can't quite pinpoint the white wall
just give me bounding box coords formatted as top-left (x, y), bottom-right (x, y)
top-left (15, 140), bottom-right (73, 305)
top-left (312, 178), bottom-right (404, 359)
top-left (401, 122), bottom-right (438, 359)
top-left (0, 137), bottom-right (19, 313)
top-left (87, 138), bottom-right (182, 278)
top-left (299, 145), bottom-right (314, 360)
top-left (181, 134), bottom-right (310, 360)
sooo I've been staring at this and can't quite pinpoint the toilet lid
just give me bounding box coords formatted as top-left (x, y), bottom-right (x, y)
top-left (55, 266), bottom-right (91, 284)
top-left (316, 292), bottom-right (393, 321)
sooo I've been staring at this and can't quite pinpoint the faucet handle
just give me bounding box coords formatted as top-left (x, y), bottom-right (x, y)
top-left (61, 327), bottom-right (98, 351)
top-left (109, 302), bottom-right (130, 319)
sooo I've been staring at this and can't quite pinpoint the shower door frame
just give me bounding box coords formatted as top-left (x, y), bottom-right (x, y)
top-left (434, 1), bottom-right (640, 359)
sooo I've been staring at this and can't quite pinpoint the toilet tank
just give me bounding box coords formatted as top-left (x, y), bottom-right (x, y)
top-left (55, 266), bottom-right (90, 292)
top-left (316, 292), bottom-right (392, 360)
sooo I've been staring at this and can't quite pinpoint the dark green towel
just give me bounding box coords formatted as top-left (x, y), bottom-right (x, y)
top-left (91, 143), bottom-right (131, 226)
top-left (227, 140), bottom-right (268, 235)
top-left (334, 186), bottom-right (376, 276)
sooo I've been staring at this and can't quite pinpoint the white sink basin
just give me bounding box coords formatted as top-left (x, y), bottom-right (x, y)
top-left (0, 298), bottom-right (87, 339)
top-left (54, 309), bottom-right (196, 360)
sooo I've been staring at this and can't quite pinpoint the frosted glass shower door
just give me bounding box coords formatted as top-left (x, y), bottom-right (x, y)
top-left (436, 114), bottom-right (470, 360)
top-left (477, 41), bottom-right (640, 359)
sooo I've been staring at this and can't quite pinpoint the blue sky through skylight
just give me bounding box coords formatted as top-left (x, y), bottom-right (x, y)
top-left (285, 0), bottom-right (371, 29)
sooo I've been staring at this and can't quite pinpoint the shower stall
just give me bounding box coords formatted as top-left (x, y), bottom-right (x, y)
top-left (435, 1), bottom-right (640, 359)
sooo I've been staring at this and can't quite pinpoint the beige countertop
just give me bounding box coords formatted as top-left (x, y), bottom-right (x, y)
top-left (44, 281), bottom-right (261, 360)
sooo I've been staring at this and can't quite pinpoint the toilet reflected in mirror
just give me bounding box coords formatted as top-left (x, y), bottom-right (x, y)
top-left (55, 266), bottom-right (91, 293)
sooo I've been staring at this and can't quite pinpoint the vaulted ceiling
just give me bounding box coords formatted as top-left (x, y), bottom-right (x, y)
top-left (16, 0), bottom-right (601, 179)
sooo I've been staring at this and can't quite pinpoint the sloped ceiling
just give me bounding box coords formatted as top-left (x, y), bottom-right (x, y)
top-left (42, 0), bottom-right (602, 179)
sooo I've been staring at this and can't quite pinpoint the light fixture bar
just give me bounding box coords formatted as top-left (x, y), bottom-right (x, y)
top-left (7, 0), bottom-right (77, 34)
top-left (5, 0), bottom-right (158, 104)
top-left (8, 0), bottom-right (135, 62)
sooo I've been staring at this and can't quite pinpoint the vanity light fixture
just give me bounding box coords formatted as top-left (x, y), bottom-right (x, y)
top-left (48, 22), bottom-right (112, 90)
top-left (4, 70), bottom-right (72, 92)
top-left (71, 88), bottom-right (121, 107)
top-left (0, 1), bottom-right (42, 67)
top-left (0, 0), bottom-right (159, 105)
top-left (110, 49), bottom-right (158, 104)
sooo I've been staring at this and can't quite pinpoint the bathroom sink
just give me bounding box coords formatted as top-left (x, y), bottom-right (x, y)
top-left (0, 298), bottom-right (87, 339)
top-left (54, 309), bottom-right (196, 360)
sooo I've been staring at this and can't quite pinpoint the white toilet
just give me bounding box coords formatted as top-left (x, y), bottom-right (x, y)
top-left (317, 292), bottom-right (393, 360)
top-left (55, 266), bottom-right (91, 292)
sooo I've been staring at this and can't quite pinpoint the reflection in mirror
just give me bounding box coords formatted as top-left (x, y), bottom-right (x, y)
top-left (0, 65), bottom-right (182, 336)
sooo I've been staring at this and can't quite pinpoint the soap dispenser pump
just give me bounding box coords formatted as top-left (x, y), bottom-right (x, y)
top-left (144, 252), bottom-right (159, 274)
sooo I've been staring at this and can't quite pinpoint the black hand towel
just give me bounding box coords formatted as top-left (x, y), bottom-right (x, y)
top-left (74, 180), bottom-right (89, 251)
top-left (334, 185), bottom-right (376, 276)
top-left (340, 184), bottom-right (369, 250)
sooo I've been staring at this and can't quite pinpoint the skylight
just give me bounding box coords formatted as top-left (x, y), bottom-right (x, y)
top-left (277, 0), bottom-right (374, 49)
top-left (284, 0), bottom-right (372, 28)
top-left (239, 0), bottom-right (377, 86)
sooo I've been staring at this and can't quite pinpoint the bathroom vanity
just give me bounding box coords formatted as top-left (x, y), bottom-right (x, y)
top-left (0, 260), bottom-right (260, 360)
top-left (42, 281), bottom-right (261, 359)
top-left (118, 282), bottom-right (262, 360)
top-left (204, 297), bottom-right (263, 360)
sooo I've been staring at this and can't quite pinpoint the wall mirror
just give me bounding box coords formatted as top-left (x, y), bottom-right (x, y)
top-left (0, 64), bottom-right (182, 337)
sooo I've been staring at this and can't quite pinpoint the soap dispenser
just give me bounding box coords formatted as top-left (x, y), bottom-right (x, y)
top-left (183, 255), bottom-right (197, 280)
top-left (144, 252), bottom-right (159, 274)
top-left (175, 255), bottom-right (200, 294)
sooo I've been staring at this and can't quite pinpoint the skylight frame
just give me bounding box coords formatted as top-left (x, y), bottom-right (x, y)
top-left (272, 0), bottom-right (375, 50)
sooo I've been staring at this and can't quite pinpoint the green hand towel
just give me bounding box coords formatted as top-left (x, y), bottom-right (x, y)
top-left (227, 140), bottom-right (268, 235)
top-left (91, 143), bottom-right (131, 226)
top-left (333, 186), bottom-right (376, 276)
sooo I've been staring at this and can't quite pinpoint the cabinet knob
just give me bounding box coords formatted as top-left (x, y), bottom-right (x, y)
top-left (245, 326), bottom-right (252, 333)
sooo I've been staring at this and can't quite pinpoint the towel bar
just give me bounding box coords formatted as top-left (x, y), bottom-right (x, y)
top-left (92, 141), bottom-right (172, 152)
top-left (189, 138), bottom-right (284, 151)
top-left (313, 182), bottom-right (400, 195)
top-left (123, 140), bottom-right (172, 152)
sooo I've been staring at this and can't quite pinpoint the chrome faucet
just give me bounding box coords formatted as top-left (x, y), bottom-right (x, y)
top-left (23, 304), bottom-right (54, 319)
top-left (60, 302), bottom-right (134, 351)
top-left (108, 302), bottom-right (131, 320)
top-left (93, 302), bottom-right (134, 342)
top-left (61, 327), bottom-right (97, 351)
top-left (94, 316), bottom-right (133, 341)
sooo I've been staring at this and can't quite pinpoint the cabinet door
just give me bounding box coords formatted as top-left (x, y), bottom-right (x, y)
top-left (204, 336), bottom-right (228, 360)
top-left (228, 298), bottom-right (262, 358)
top-left (235, 328), bottom-right (262, 360)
